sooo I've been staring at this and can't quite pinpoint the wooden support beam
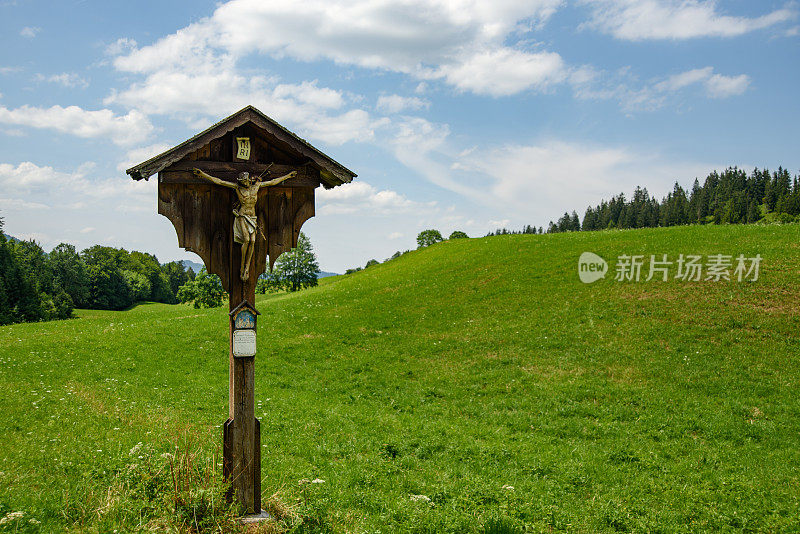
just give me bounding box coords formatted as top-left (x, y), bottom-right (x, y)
top-left (160, 163), bottom-right (320, 188)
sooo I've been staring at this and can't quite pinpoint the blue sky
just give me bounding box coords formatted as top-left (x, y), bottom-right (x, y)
top-left (0, 0), bottom-right (798, 272)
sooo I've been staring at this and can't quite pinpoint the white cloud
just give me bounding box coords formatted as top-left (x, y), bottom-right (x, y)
top-left (117, 143), bottom-right (171, 172)
top-left (704, 73), bottom-right (750, 98)
top-left (392, 116), bottom-right (450, 149)
top-left (654, 67), bottom-right (713, 92)
top-left (108, 0), bottom-right (570, 98)
top-left (452, 139), bottom-right (713, 222)
top-left (574, 65), bottom-right (750, 111)
top-left (273, 81), bottom-right (344, 109)
top-left (582, 0), bottom-right (796, 40)
top-left (0, 197), bottom-right (49, 210)
top-left (0, 160), bottom-right (168, 255)
top-left (316, 180), bottom-right (431, 215)
top-left (105, 55), bottom-right (382, 146)
top-left (376, 94), bottom-right (430, 113)
top-left (20, 26), bottom-right (40, 38)
top-left (388, 231), bottom-right (404, 239)
top-left (0, 161), bottom-right (154, 210)
top-left (438, 48), bottom-right (566, 96)
top-left (0, 105), bottom-right (154, 146)
top-left (209, 0), bottom-right (563, 72)
top-left (654, 67), bottom-right (749, 99)
top-left (34, 72), bottom-right (89, 89)
top-left (105, 37), bottom-right (137, 56)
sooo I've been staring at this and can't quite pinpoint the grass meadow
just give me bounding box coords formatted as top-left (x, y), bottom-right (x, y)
top-left (1, 224), bottom-right (799, 533)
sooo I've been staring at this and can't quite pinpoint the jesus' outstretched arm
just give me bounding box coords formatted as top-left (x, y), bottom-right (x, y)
top-left (192, 168), bottom-right (237, 189)
top-left (258, 170), bottom-right (297, 189)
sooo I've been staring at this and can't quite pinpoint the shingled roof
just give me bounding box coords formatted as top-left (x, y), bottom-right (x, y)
top-left (125, 105), bottom-right (356, 188)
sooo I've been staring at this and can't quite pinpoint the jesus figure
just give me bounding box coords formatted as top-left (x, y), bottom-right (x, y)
top-left (192, 167), bottom-right (296, 281)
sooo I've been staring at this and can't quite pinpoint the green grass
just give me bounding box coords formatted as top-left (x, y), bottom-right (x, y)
top-left (1, 224), bottom-right (799, 532)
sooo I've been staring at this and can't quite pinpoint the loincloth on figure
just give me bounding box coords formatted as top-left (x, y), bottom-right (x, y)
top-left (232, 209), bottom-right (257, 244)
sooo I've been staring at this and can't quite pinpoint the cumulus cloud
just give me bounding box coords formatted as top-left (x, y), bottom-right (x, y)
top-left (108, 0), bottom-right (570, 99)
top-left (105, 45), bottom-right (383, 145)
top-left (581, 0), bottom-right (796, 40)
top-left (438, 48), bottom-right (567, 96)
top-left (0, 105), bottom-right (154, 146)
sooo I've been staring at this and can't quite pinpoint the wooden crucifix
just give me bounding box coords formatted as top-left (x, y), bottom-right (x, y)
top-left (127, 106), bottom-right (356, 515)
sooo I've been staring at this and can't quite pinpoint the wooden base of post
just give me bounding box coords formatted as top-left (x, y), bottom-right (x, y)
top-left (223, 416), bottom-right (261, 513)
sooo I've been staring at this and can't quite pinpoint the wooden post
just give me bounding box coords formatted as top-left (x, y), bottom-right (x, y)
top-left (225, 244), bottom-right (260, 514)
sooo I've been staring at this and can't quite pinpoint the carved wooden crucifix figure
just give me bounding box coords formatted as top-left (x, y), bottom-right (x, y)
top-left (192, 168), bottom-right (297, 281)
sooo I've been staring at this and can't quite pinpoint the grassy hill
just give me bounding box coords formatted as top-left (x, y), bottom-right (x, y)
top-left (1, 224), bottom-right (799, 533)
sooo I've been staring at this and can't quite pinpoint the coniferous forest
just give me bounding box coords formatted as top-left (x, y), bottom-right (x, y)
top-left (553, 166), bottom-right (799, 233)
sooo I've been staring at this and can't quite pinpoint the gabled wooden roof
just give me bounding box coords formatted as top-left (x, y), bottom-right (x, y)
top-left (125, 105), bottom-right (356, 188)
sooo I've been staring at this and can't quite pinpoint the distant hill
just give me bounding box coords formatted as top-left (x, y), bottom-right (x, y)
top-left (179, 259), bottom-right (204, 274)
top-left (180, 259), bottom-right (338, 278)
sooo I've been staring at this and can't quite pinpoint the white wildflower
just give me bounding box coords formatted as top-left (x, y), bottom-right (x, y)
top-left (410, 494), bottom-right (431, 502)
top-left (311, 478), bottom-right (325, 484)
top-left (501, 485), bottom-right (515, 491)
top-left (129, 442), bottom-right (143, 456)
top-left (29, 518), bottom-right (40, 524)
top-left (0, 511), bottom-right (25, 525)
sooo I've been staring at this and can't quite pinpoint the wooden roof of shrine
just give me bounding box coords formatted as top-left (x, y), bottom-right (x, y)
top-left (125, 105), bottom-right (357, 188)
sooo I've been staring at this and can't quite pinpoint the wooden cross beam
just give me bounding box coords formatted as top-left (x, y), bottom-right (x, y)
top-left (159, 161), bottom-right (320, 188)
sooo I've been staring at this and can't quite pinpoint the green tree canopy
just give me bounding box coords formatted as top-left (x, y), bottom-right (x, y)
top-left (81, 246), bottom-right (133, 310)
top-left (272, 232), bottom-right (320, 292)
top-left (448, 231), bottom-right (468, 239)
top-left (176, 267), bottom-right (226, 308)
top-left (50, 243), bottom-right (89, 308)
top-left (417, 229), bottom-right (443, 248)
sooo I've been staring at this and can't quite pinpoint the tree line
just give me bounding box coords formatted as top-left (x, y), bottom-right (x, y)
top-left (482, 166), bottom-right (800, 236)
top-left (344, 229), bottom-right (470, 274)
top-left (0, 213), bottom-right (194, 325)
top-left (557, 166), bottom-right (799, 233)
